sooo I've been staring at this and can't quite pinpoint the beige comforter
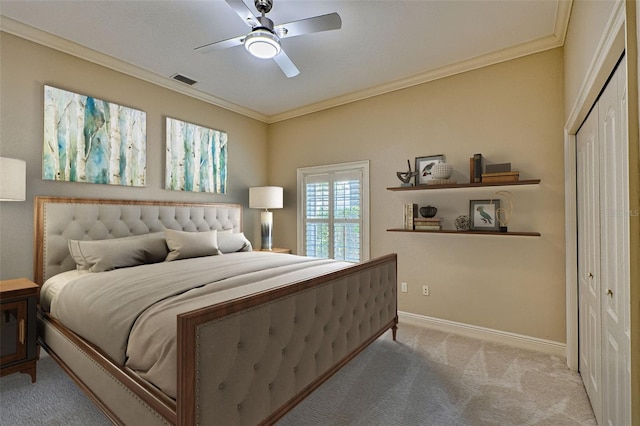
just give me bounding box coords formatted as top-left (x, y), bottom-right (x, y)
top-left (48, 252), bottom-right (352, 399)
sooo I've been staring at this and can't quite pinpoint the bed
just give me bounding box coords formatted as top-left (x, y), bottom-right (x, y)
top-left (34, 196), bottom-right (398, 425)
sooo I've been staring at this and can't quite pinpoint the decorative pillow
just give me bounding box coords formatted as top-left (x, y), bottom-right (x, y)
top-left (164, 228), bottom-right (221, 261)
top-left (217, 232), bottom-right (253, 253)
top-left (68, 233), bottom-right (169, 273)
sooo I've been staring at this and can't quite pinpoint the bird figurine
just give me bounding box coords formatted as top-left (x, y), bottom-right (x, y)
top-left (396, 159), bottom-right (418, 186)
top-left (476, 206), bottom-right (493, 224)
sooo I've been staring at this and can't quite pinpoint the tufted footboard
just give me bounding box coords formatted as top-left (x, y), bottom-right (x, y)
top-left (177, 253), bottom-right (397, 426)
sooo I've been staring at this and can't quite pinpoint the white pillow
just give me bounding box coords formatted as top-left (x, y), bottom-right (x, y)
top-left (164, 228), bottom-right (221, 261)
top-left (68, 233), bottom-right (169, 272)
top-left (217, 232), bottom-right (253, 253)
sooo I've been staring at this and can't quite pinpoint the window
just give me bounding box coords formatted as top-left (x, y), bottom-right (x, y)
top-left (297, 161), bottom-right (369, 262)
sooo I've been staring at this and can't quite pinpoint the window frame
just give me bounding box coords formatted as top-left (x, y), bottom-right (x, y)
top-left (296, 160), bottom-right (370, 261)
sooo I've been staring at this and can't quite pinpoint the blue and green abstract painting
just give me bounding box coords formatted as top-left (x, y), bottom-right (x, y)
top-left (43, 85), bottom-right (146, 186)
top-left (165, 117), bottom-right (227, 194)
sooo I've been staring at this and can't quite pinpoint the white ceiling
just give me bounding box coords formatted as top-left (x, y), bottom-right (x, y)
top-left (0, 0), bottom-right (571, 122)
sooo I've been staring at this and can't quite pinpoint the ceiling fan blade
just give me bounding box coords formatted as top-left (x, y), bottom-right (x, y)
top-left (225, 0), bottom-right (260, 28)
top-left (194, 34), bottom-right (245, 54)
top-left (273, 50), bottom-right (300, 78)
top-left (274, 12), bottom-right (341, 39)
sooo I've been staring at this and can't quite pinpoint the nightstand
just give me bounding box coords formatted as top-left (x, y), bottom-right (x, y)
top-left (256, 248), bottom-right (292, 254)
top-left (0, 278), bottom-right (39, 382)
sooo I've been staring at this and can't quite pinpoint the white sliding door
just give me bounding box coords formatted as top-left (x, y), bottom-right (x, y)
top-left (576, 56), bottom-right (631, 426)
top-left (576, 105), bottom-right (602, 422)
top-left (597, 56), bottom-right (631, 426)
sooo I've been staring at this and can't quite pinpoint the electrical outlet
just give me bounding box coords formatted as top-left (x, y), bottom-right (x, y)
top-left (401, 282), bottom-right (408, 293)
top-left (422, 285), bottom-right (429, 296)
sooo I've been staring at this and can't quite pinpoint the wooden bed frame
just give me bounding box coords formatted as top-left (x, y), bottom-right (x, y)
top-left (34, 197), bottom-right (398, 425)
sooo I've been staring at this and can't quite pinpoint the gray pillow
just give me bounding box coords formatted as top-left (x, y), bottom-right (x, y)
top-left (68, 233), bottom-right (169, 272)
top-left (217, 232), bottom-right (253, 253)
top-left (164, 228), bottom-right (221, 261)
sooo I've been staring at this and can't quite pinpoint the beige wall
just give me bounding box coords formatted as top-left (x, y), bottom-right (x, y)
top-left (268, 48), bottom-right (566, 343)
top-left (0, 32), bottom-right (269, 281)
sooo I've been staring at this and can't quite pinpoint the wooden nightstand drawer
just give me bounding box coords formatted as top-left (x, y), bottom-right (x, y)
top-left (0, 278), bottom-right (39, 383)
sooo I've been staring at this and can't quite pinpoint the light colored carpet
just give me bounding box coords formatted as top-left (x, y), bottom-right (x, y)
top-left (0, 322), bottom-right (596, 425)
top-left (278, 323), bottom-right (596, 425)
top-left (0, 350), bottom-right (111, 425)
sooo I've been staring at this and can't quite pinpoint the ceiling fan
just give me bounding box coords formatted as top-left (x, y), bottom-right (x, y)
top-left (194, 0), bottom-right (342, 78)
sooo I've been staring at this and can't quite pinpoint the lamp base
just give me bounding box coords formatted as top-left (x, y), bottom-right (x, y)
top-left (260, 211), bottom-right (273, 251)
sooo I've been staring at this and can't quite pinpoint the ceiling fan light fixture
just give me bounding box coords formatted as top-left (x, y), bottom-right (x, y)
top-left (244, 29), bottom-right (281, 59)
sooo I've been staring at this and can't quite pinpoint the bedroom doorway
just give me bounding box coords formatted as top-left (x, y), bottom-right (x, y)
top-left (575, 54), bottom-right (631, 426)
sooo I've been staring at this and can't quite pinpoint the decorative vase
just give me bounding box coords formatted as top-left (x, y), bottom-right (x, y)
top-left (455, 215), bottom-right (472, 231)
top-left (419, 205), bottom-right (438, 218)
top-left (431, 162), bottom-right (453, 179)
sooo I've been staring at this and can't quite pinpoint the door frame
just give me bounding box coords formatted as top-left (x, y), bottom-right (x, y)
top-left (563, 2), bottom-right (625, 371)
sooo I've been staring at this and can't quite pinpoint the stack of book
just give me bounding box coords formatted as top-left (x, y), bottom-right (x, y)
top-left (481, 171), bottom-right (519, 183)
top-left (413, 217), bottom-right (442, 231)
top-left (403, 203), bottom-right (418, 230)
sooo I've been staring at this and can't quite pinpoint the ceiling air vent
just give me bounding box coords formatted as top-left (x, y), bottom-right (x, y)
top-left (171, 74), bottom-right (197, 86)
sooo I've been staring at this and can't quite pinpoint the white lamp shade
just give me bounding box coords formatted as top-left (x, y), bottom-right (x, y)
top-left (249, 186), bottom-right (283, 209)
top-left (0, 157), bottom-right (26, 201)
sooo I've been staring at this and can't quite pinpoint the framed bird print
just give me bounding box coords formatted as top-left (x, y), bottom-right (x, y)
top-left (469, 199), bottom-right (501, 231)
top-left (415, 154), bottom-right (444, 185)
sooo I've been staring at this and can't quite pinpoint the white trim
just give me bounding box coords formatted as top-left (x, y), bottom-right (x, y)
top-left (0, 16), bottom-right (268, 123)
top-left (564, 131), bottom-right (579, 371)
top-left (296, 160), bottom-right (370, 261)
top-left (398, 311), bottom-right (566, 357)
top-left (563, 1), bottom-right (626, 372)
top-left (270, 0), bottom-right (572, 123)
top-left (1, 2), bottom-right (572, 125)
top-left (270, 33), bottom-right (566, 123)
top-left (565, 4), bottom-right (626, 133)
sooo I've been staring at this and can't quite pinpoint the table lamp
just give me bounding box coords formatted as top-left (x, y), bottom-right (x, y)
top-left (249, 186), bottom-right (283, 251)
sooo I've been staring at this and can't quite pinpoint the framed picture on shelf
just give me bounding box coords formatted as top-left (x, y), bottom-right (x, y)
top-left (415, 154), bottom-right (444, 185)
top-left (469, 199), bottom-right (501, 231)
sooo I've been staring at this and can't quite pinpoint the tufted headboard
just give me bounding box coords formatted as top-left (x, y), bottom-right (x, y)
top-left (34, 197), bottom-right (243, 285)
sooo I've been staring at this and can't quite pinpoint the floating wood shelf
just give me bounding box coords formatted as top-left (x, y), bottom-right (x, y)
top-left (386, 179), bottom-right (541, 191)
top-left (387, 229), bottom-right (541, 237)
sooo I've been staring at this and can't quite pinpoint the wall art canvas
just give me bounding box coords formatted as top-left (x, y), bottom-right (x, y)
top-left (165, 117), bottom-right (227, 194)
top-left (43, 85), bottom-right (146, 186)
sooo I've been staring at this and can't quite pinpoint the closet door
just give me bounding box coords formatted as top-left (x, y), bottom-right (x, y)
top-left (598, 56), bottom-right (631, 426)
top-left (576, 56), bottom-right (631, 426)
top-left (576, 104), bottom-right (602, 424)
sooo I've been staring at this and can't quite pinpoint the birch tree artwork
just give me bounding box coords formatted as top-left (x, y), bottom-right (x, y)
top-left (165, 117), bottom-right (228, 194)
top-left (43, 86), bottom-right (146, 186)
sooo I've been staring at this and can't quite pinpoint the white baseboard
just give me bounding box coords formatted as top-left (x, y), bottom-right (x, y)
top-left (398, 311), bottom-right (566, 357)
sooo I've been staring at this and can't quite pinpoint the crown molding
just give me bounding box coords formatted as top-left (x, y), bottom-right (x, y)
top-left (268, 33), bottom-right (565, 123)
top-left (269, 1), bottom-right (572, 123)
top-left (0, 16), bottom-right (269, 123)
top-left (2, 1), bottom-right (573, 125)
